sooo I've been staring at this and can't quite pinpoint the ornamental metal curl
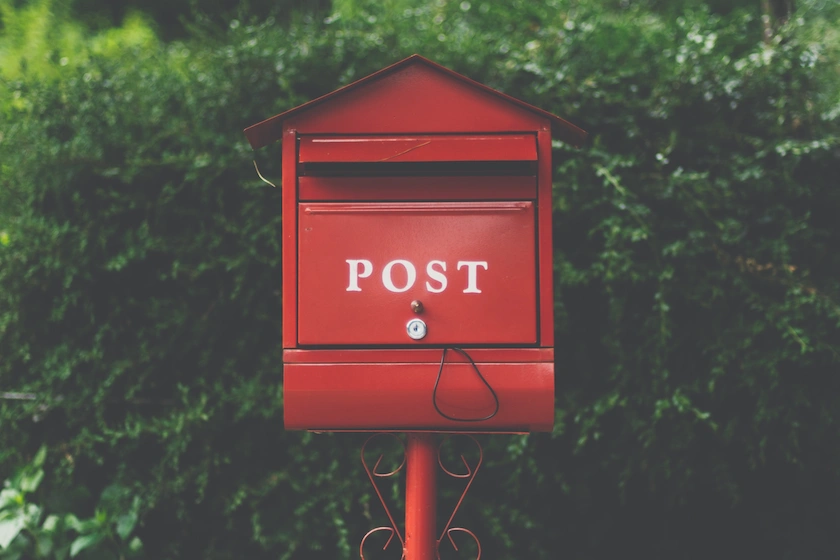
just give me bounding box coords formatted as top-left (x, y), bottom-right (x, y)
top-left (436, 435), bottom-right (483, 560)
top-left (360, 434), bottom-right (406, 560)
top-left (360, 527), bottom-right (404, 560)
top-left (359, 434), bottom-right (484, 560)
top-left (442, 528), bottom-right (481, 560)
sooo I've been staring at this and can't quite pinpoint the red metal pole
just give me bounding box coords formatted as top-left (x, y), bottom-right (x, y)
top-left (404, 433), bottom-right (437, 560)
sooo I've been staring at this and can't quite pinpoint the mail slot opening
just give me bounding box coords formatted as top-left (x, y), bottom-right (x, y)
top-left (297, 133), bottom-right (539, 201)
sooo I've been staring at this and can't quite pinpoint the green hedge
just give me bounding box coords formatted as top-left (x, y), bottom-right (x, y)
top-left (2, 1), bottom-right (839, 558)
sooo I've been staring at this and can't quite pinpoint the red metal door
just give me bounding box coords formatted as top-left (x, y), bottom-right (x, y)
top-left (284, 360), bottom-right (554, 431)
top-left (298, 134), bottom-right (537, 163)
top-left (297, 201), bottom-right (537, 346)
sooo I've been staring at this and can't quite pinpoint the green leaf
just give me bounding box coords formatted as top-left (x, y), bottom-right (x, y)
top-left (0, 489), bottom-right (21, 510)
top-left (128, 536), bottom-right (142, 552)
top-left (0, 516), bottom-right (26, 549)
top-left (65, 514), bottom-right (100, 534)
top-left (32, 446), bottom-right (47, 468)
top-left (63, 514), bottom-right (81, 532)
top-left (24, 503), bottom-right (41, 525)
top-left (42, 514), bottom-right (60, 531)
top-left (19, 469), bottom-right (43, 493)
top-left (116, 509), bottom-right (138, 540)
top-left (70, 533), bottom-right (104, 557)
top-left (36, 531), bottom-right (55, 557)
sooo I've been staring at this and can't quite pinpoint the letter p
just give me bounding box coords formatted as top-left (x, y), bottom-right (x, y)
top-left (346, 259), bottom-right (373, 292)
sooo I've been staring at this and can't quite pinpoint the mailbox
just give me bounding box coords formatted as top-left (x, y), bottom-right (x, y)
top-left (245, 55), bottom-right (586, 432)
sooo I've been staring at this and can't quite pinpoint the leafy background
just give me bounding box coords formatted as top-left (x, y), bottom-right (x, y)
top-left (1, 0), bottom-right (839, 558)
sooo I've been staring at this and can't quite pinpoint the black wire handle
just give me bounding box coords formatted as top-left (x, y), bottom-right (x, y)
top-left (432, 347), bottom-right (500, 422)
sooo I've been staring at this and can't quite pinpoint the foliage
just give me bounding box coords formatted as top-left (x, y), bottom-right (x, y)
top-left (0, 448), bottom-right (141, 559)
top-left (0, 447), bottom-right (47, 554)
top-left (0, 0), bottom-right (158, 81)
top-left (1, 0), bottom-right (839, 558)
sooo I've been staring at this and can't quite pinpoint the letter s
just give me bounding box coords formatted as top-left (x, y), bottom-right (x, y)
top-left (425, 260), bottom-right (447, 293)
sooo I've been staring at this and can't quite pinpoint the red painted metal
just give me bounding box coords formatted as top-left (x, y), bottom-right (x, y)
top-left (281, 128), bottom-right (298, 349)
top-left (437, 435), bottom-right (483, 560)
top-left (359, 434), bottom-right (484, 560)
top-left (244, 54), bottom-right (587, 148)
top-left (537, 129), bottom-right (555, 347)
top-left (297, 201), bottom-right (537, 346)
top-left (283, 361), bottom-right (554, 432)
top-left (298, 175), bottom-right (536, 202)
top-left (245, 54), bottom-right (586, 433)
top-left (282, 348), bottom-right (553, 363)
top-left (244, 53), bottom-right (588, 560)
top-left (299, 134), bottom-right (536, 163)
top-left (360, 434), bottom-right (406, 560)
top-left (405, 434), bottom-right (437, 560)
top-left (283, 61), bottom-right (547, 138)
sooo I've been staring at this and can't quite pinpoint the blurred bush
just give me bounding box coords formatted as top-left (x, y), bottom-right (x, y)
top-left (1, 0), bottom-right (839, 558)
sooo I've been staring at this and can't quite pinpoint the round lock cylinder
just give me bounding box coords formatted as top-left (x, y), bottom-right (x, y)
top-left (406, 318), bottom-right (427, 340)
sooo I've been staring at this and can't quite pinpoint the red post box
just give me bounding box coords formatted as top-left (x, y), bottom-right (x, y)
top-left (245, 55), bottom-right (586, 433)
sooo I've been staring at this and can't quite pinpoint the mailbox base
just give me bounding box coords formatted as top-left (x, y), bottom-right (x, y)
top-left (283, 349), bottom-right (554, 432)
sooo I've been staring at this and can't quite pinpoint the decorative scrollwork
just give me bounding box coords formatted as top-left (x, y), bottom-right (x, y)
top-left (360, 434), bottom-right (406, 560)
top-left (360, 527), bottom-right (404, 560)
top-left (436, 435), bottom-right (483, 560)
top-left (440, 528), bottom-right (481, 560)
top-left (359, 434), bottom-right (484, 560)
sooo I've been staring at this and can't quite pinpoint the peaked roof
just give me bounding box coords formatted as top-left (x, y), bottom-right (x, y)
top-left (244, 54), bottom-right (587, 149)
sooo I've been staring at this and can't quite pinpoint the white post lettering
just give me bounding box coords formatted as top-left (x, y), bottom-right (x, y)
top-left (382, 260), bottom-right (416, 293)
top-left (346, 259), bottom-right (373, 292)
top-left (457, 261), bottom-right (488, 293)
top-left (425, 260), bottom-right (447, 293)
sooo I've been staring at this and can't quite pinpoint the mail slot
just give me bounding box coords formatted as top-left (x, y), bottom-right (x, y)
top-left (244, 55), bottom-right (586, 432)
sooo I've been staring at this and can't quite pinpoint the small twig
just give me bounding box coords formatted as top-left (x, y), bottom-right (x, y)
top-left (786, 325), bottom-right (809, 353)
top-left (253, 160), bottom-right (276, 187)
top-left (0, 392), bottom-right (37, 400)
top-left (596, 165), bottom-right (628, 197)
top-left (820, 343), bottom-right (840, 363)
top-left (0, 392), bottom-right (175, 406)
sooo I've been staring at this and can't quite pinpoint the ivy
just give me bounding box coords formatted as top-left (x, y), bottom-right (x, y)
top-left (1, 0), bottom-right (839, 558)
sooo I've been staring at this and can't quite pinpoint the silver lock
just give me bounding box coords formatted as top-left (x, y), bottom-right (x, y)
top-left (406, 318), bottom-right (427, 340)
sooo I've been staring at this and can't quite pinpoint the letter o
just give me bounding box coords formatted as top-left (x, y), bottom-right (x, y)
top-left (382, 260), bottom-right (416, 293)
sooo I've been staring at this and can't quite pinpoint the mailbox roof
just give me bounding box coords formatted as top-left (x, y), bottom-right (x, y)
top-left (244, 54), bottom-right (587, 150)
